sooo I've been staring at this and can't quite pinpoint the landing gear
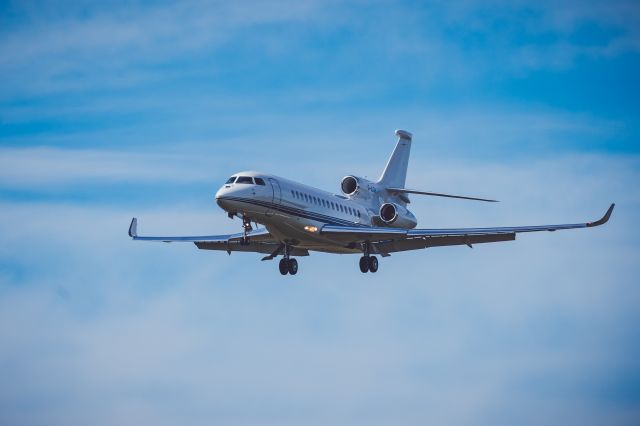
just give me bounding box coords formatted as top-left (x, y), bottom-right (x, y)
top-left (359, 256), bottom-right (369, 273)
top-left (359, 255), bottom-right (379, 273)
top-left (240, 216), bottom-right (253, 246)
top-left (359, 243), bottom-right (379, 273)
top-left (368, 256), bottom-right (378, 273)
top-left (278, 245), bottom-right (299, 276)
top-left (288, 258), bottom-right (298, 275)
top-left (279, 258), bottom-right (289, 275)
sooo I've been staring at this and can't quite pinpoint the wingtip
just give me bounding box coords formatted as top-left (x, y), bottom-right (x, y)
top-left (587, 203), bottom-right (615, 227)
top-left (128, 217), bottom-right (138, 238)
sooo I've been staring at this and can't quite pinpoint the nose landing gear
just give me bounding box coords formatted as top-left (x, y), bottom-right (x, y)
top-left (240, 216), bottom-right (253, 246)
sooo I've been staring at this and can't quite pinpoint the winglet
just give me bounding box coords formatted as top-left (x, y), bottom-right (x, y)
top-left (128, 217), bottom-right (138, 238)
top-left (587, 204), bottom-right (615, 227)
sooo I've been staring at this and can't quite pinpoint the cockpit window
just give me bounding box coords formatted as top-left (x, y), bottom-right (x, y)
top-left (236, 176), bottom-right (253, 184)
top-left (225, 176), bottom-right (236, 184)
top-left (255, 177), bottom-right (266, 185)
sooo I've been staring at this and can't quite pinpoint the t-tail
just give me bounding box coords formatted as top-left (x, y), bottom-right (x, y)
top-left (380, 129), bottom-right (499, 203)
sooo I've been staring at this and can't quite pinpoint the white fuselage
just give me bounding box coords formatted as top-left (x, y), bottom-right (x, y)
top-left (214, 171), bottom-right (416, 254)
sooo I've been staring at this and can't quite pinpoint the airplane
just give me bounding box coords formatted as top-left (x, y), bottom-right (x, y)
top-left (128, 130), bottom-right (614, 276)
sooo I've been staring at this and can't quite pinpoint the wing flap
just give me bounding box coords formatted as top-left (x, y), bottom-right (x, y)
top-left (195, 241), bottom-right (309, 257)
top-left (375, 233), bottom-right (516, 254)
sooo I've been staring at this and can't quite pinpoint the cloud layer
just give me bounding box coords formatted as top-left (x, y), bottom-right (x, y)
top-left (1, 1), bottom-right (639, 425)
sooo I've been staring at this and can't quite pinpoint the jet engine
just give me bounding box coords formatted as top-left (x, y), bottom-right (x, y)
top-left (379, 202), bottom-right (418, 228)
top-left (340, 175), bottom-right (360, 196)
top-left (340, 175), bottom-right (376, 199)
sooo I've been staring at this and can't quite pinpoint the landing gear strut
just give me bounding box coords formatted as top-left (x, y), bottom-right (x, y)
top-left (359, 243), bottom-right (379, 273)
top-left (240, 216), bottom-right (253, 246)
top-left (278, 245), bottom-right (298, 276)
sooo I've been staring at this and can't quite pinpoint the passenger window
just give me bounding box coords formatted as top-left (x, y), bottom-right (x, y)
top-left (236, 176), bottom-right (253, 184)
top-left (255, 177), bottom-right (266, 185)
top-left (225, 176), bottom-right (236, 184)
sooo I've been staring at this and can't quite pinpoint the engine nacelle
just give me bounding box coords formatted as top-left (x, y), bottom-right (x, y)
top-left (379, 203), bottom-right (418, 228)
top-left (340, 175), bottom-right (376, 198)
top-left (341, 175), bottom-right (360, 196)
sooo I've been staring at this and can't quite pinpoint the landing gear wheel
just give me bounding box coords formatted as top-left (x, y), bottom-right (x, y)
top-left (368, 256), bottom-right (378, 273)
top-left (288, 258), bottom-right (298, 275)
top-left (359, 256), bottom-right (369, 273)
top-left (279, 258), bottom-right (289, 275)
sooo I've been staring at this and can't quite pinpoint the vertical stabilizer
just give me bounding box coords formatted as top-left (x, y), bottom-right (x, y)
top-left (378, 129), bottom-right (412, 188)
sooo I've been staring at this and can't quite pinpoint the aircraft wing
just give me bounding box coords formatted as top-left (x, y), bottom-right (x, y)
top-left (127, 218), bottom-right (309, 258)
top-left (320, 204), bottom-right (614, 254)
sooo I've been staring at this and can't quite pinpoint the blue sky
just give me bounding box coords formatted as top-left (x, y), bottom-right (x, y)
top-left (1, 1), bottom-right (639, 425)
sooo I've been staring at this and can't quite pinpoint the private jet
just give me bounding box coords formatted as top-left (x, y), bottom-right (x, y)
top-left (128, 130), bottom-right (614, 275)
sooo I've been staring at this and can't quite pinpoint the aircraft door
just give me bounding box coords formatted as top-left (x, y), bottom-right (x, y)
top-left (267, 178), bottom-right (282, 216)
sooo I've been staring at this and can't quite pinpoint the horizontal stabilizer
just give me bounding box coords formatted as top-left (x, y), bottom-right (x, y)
top-left (387, 188), bottom-right (498, 202)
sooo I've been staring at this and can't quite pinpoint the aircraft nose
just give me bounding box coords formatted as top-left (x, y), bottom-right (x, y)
top-left (215, 186), bottom-right (230, 208)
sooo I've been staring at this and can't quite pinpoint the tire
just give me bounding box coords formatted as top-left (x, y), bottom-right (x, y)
top-left (288, 258), bottom-right (298, 275)
top-left (368, 256), bottom-right (378, 273)
top-left (359, 256), bottom-right (369, 273)
top-left (279, 258), bottom-right (289, 275)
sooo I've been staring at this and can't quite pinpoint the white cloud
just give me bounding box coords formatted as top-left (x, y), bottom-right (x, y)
top-left (0, 105), bottom-right (622, 189)
top-left (0, 147), bottom-right (220, 187)
top-left (0, 0), bottom-right (335, 95)
top-left (1, 0), bottom-right (638, 98)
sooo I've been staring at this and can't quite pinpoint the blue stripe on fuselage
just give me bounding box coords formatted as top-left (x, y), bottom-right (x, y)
top-left (221, 196), bottom-right (370, 227)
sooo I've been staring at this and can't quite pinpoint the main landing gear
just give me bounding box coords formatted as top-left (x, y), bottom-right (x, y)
top-left (359, 255), bottom-right (378, 273)
top-left (359, 242), bottom-right (379, 273)
top-left (279, 258), bottom-right (298, 275)
top-left (278, 245), bottom-right (298, 276)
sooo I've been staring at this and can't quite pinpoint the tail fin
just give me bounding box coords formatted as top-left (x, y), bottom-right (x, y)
top-left (377, 129), bottom-right (412, 188)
